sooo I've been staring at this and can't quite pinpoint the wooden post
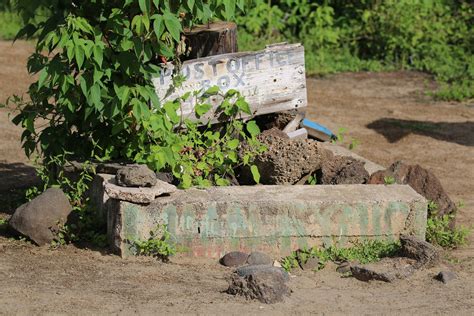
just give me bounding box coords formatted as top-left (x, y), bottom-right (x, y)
top-left (183, 21), bottom-right (238, 60)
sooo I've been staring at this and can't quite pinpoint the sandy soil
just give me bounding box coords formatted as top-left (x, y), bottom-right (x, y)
top-left (1, 40), bottom-right (473, 315)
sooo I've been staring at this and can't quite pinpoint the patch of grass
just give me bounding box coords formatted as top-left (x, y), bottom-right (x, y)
top-left (281, 240), bottom-right (401, 272)
top-left (127, 224), bottom-right (176, 262)
top-left (426, 201), bottom-right (470, 249)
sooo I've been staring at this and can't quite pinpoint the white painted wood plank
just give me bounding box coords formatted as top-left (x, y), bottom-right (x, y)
top-left (152, 43), bottom-right (307, 123)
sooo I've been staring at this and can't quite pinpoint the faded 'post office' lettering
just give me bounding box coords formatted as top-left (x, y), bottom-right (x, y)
top-left (153, 43), bottom-right (307, 123)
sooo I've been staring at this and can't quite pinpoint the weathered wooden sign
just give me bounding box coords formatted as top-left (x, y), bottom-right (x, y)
top-left (152, 43), bottom-right (307, 122)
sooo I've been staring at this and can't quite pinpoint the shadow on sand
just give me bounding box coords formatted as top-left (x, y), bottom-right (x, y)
top-left (367, 118), bottom-right (474, 146)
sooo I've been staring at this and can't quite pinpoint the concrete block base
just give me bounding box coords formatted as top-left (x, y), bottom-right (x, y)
top-left (98, 178), bottom-right (427, 259)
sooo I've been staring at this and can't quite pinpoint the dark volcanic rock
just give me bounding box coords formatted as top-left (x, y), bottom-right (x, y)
top-left (247, 252), bottom-right (273, 266)
top-left (318, 148), bottom-right (369, 185)
top-left (241, 130), bottom-right (322, 184)
top-left (8, 188), bottom-right (72, 246)
top-left (116, 164), bottom-right (157, 187)
top-left (368, 161), bottom-right (456, 218)
top-left (228, 265), bottom-right (290, 303)
top-left (351, 257), bottom-right (417, 282)
top-left (220, 251), bottom-right (249, 267)
top-left (435, 271), bottom-right (457, 284)
top-left (400, 235), bottom-right (440, 268)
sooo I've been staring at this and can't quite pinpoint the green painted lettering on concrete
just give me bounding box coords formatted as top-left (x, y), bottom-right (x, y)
top-left (108, 185), bottom-right (427, 258)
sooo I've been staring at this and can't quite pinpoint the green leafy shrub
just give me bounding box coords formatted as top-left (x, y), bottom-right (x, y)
top-left (426, 201), bottom-right (470, 249)
top-left (136, 86), bottom-right (266, 188)
top-left (7, 1), bottom-right (262, 188)
top-left (237, 0), bottom-right (473, 101)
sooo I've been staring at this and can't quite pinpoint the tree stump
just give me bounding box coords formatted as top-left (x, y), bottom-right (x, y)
top-left (183, 21), bottom-right (238, 60)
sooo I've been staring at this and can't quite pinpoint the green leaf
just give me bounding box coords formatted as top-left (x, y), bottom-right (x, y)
top-left (153, 15), bottom-right (165, 38)
top-left (246, 120), bottom-right (260, 137)
top-left (195, 103), bottom-right (212, 117)
top-left (139, 0), bottom-right (151, 15)
top-left (121, 86), bottom-right (131, 106)
top-left (216, 177), bottom-right (229, 186)
top-left (163, 12), bottom-right (182, 42)
top-left (227, 139), bottom-right (239, 150)
top-left (90, 84), bottom-right (101, 107)
top-left (38, 68), bottom-right (48, 89)
top-left (93, 45), bottom-right (103, 67)
top-left (75, 45), bottom-right (85, 69)
top-left (187, 0), bottom-right (195, 10)
top-left (223, 0), bottom-right (236, 20)
top-left (132, 15), bottom-right (143, 34)
top-left (236, 98), bottom-right (251, 114)
top-left (250, 165), bottom-right (260, 184)
top-left (204, 85), bottom-right (220, 95)
top-left (152, 0), bottom-right (161, 9)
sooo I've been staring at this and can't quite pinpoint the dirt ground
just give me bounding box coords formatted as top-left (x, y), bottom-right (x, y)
top-left (1, 40), bottom-right (473, 315)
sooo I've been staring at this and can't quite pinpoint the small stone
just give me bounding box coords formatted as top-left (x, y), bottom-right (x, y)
top-left (247, 251), bottom-right (273, 265)
top-left (299, 257), bottom-right (319, 271)
top-left (116, 165), bottom-right (157, 187)
top-left (351, 257), bottom-right (417, 282)
top-left (236, 265), bottom-right (289, 282)
top-left (220, 251), bottom-right (249, 267)
top-left (227, 266), bottom-right (291, 303)
top-left (8, 188), bottom-right (72, 246)
top-left (400, 235), bottom-right (440, 268)
top-left (435, 271), bottom-right (457, 284)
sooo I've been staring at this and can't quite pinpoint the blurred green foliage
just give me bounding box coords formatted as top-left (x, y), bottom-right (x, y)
top-left (237, 0), bottom-right (473, 101)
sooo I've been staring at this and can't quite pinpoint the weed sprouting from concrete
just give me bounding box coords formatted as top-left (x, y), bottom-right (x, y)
top-left (383, 176), bottom-right (396, 185)
top-left (127, 225), bottom-right (176, 262)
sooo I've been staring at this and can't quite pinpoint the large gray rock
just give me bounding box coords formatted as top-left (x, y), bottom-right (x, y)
top-left (227, 265), bottom-right (290, 303)
top-left (9, 188), bottom-right (72, 246)
top-left (116, 165), bottom-right (157, 187)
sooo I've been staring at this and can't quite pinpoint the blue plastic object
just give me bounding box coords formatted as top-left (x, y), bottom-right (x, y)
top-left (301, 118), bottom-right (335, 140)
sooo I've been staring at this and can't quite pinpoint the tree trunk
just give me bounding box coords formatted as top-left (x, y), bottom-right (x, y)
top-left (183, 21), bottom-right (238, 60)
